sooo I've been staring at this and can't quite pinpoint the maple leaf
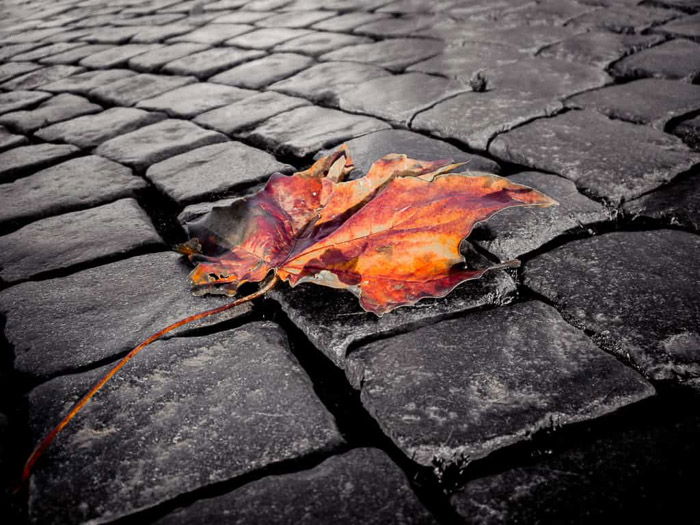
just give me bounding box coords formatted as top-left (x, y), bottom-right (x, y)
top-left (18, 146), bottom-right (557, 486)
top-left (178, 146), bottom-right (557, 315)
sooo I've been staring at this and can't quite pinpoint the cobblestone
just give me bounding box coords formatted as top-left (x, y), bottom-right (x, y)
top-left (1, 1), bottom-right (698, 523)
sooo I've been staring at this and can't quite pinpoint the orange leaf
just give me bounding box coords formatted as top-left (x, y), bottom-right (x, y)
top-left (179, 147), bottom-right (557, 315)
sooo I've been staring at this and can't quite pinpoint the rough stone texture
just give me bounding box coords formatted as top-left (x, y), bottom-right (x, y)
top-left (226, 27), bottom-right (312, 48)
top-left (655, 12), bottom-right (700, 40)
top-left (127, 42), bottom-right (207, 71)
top-left (355, 13), bottom-right (439, 37)
top-left (473, 171), bottom-right (610, 260)
top-left (79, 26), bottom-right (143, 44)
top-left (0, 93), bottom-right (101, 134)
top-left (131, 23), bottom-right (197, 44)
top-left (624, 174), bottom-right (699, 232)
top-left (40, 69), bottom-right (136, 94)
top-left (78, 44), bottom-right (159, 68)
top-left (96, 119), bottom-right (227, 169)
top-left (346, 301), bottom-right (654, 467)
top-left (34, 108), bottom-right (166, 149)
top-left (337, 73), bottom-right (465, 126)
top-left (318, 129), bottom-right (501, 176)
top-left (210, 52), bottom-right (314, 89)
top-left (321, 38), bottom-right (444, 72)
top-left (26, 323), bottom-right (343, 524)
top-left (145, 142), bottom-right (291, 203)
top-left (450, 402), bottom-right (700, 524)
top-left (270, 61), bottom-right (391, 105)
top-left (672, 113), bottom-right (700, 150)
top-left (611, 38), bottom-right (700, 81)
top-left (524, 230), bottom-right (700, 386)
top-left (412, 58), bottom-right (609, 151)
top-left (8, 43), bottom-right (87, 62)
top-left (245, 105), bottom-right (390, 157)
top-left (89, 73), bottom-right (195, 107)
top-left (0, 156), bottom-right (146, 225)
top-left (162, 47), bottom-right (265, 78)
top-left (157, 448), bottom-right (436, 524)
top-left (137, 82), bottom-right (255, 118)
top-left (0, 125), bottom-right (27, 151)
top-left (275, 31), bottom-right (370, 56)
top-left (0, 61), bottom-right (42, 83)
top-left (0, 251), bottom-right (254, 377)
top-left (567, 78), bottom-right (700, 129)
top-left (0, 64), bottom-right (83, 90)
top-left (170, 22), bottom-right (253, 44)
top-left (37, 44), bottom-right (112, 65)
top-left (567, 4), bottom-right (681, 33)
top-left (0, 198), bottom-right (163, 284)
top-left (0, 143), bottom-right (79, 182)
top-left (270, 261), bottom-right (516, 368)
top-left (0, 90), bottom-right (51, 115)
top-left (0, 43), bottom-right (40, 61)
top-left (489, 110), bottom-right (700, 203)
top-left (257, 9), bottom-right (335, 27)
top-left (538, 32), bottom-right (665, 69)
top-left (194, 91), bottom-right (310, 134)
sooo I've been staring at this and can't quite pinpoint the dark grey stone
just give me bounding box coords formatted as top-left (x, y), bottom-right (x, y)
top-left (474, 171), bottom-right (610, 260)
top-left (226, 27), bottom-right (313, 49)
top-left (26, 323), bottom-right (343, 523)
top-left (624, 175), bottom-right (699, 231)
top-left (78, 44), bottom-right (160, 68)
top-left (157, 448), bottom-right (436, 524)
top-left (211, 10), bottom-right (273, 23)
top-left (145, 142), bottom-right (291, 203)
top-left (0, 143), bottom-right (79, 182)
top-left (567, 78), bottom-right (700, 129)
top-left (611, 38), bottom-right (700, 81)
top-left (270, 61), bottom-right (391, 105)
top-left (275, 31), bottom-right (371, 56)
top-left (312, 11), bottom-right (391, 32)
top-left (489, 110), bottom-right (700, 203)
top-left (337, 73), bottom-right (465, 126)
top-left (79, 25), bottom-right (143, 44)
top-left (131, 23), bottom-right (198, 44)
top-left (96, 119), bottom-right (227, 169)
top-left (0, 93), bottom-right (101, 134)
top-left (0, 156), bottom-right (146, 225)
top-left (318, 129), bottom-right (501, 176)
top-left (655, 12), bottom-right (700, 41)
top-left (0, 251), bottom-right (254, 377)
top-left (8, 43), bottom-right (86, 62)
top-left (0, 125), bottom-right (27, 151)
top-left (539, 32), bottom-right (665, 69)
top-left (210, 53), bottom-right (315, 89)
top-left (346, 301), bottom-right (654, 467)
top-left (0, 61), bottom-right (42, 83)
top-left (137, 83), bottom-right (255, 118)
top-left (0, 198), bottom-right (163, 284)
top-left (672, 113), bottom-right (700, 150)
top-left (245, 105), bottom-right (390, 158)
top-left (127, 42), bottom-right (208, 71)
top-left (0, 90), bottom-right (51, 115)
top-left (38, 44), bottom-right (112, 65)
top-left (270, 258), bottom-right (517, 368)
top-left (355, 13), bottom-right (439, 36)
top-left (492, 0), bottom-right (593, 25)
top-left (194, 91), bottom-right (310, 134)
top-left (162, 47), bottom-right (265, 78)
top-left (35, 107), bottom-right (166, 149)
top-left (257, 9), bottom-right (335, 27)
top-left (320, 38), bottom-right (444, 72)
top-left (570, 4), bottom-right (681, 32)
top-left (169, 23), bottom-right (253, 44)
top-left (524, 230), bottom-right (700, 385)
top-left (40, 69), bottom-right (136, 94)
top-left (89, 73), bottom-right (195, 107)
top-left (450, 403), bottom-right (700, 524)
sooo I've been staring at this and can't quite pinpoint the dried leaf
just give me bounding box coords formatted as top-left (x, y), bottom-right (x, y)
top-left (180, 147), bottom-right (557, 315)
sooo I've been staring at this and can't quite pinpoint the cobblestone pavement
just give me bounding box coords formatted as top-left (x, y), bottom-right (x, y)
top-left (0, 0), bottom-right (699, 523)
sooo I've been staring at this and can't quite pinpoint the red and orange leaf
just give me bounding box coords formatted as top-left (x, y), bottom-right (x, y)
top-left (179, 147), bottom-right (557, 314)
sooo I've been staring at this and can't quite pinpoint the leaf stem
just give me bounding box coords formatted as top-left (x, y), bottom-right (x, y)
top-left (18, 273), bottom-right (279, 488)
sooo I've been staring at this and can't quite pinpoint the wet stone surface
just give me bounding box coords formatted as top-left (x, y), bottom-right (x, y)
top-left (0, 93), bottom-right (101, 134)
top-left (489, 110), bottom-right (700, 203)
top-left (27, 323), bottom-right (343, 524)
top-left (346, 301), bottom-right (654, 467)
top-left (0, 143), bottom-right (79, 182)
top-left (524, 230), bottom-right (700, 386)
top-left (157, 448), bottom-right (436, 525)
top-left (624, 174), bottom-right (700, 232)
top-left (0, 198), bottom-right (163, 284)
top-left (145, 141), bottom-right (292, 203)
top-left (0, 156), bottom-right (146, 225)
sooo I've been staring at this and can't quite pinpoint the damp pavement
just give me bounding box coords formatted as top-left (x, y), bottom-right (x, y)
top-left (0, 0), bottom-right (698, 523)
